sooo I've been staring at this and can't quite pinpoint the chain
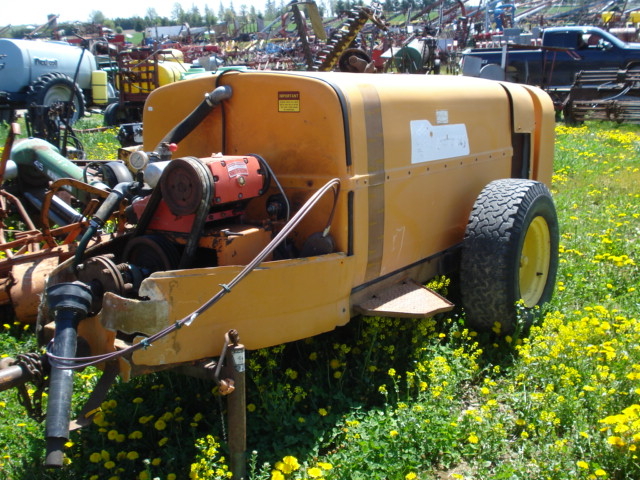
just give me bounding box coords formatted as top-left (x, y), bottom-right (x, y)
top-left (14, 353), bottom-right (47, 423)
top-left (217, 393), bottom-right (228, 443)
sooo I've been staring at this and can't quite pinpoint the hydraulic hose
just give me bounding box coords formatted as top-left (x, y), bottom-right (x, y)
top-left (155, 85), bottom-right (232, 150)
top-left (74, 181), bottom-right (130, 269)
top-left (44, 281), bottom-right (92, 468)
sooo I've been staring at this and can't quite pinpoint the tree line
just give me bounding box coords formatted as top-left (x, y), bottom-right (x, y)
top-left (4, 0), bottom-right (442, 38)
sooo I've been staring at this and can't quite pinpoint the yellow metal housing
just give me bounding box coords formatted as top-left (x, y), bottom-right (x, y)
top-left (44, 71), bottom-right (556, 379)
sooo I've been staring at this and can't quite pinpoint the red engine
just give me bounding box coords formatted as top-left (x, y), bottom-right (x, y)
top-left (133, 154), bottom-right (268, 233)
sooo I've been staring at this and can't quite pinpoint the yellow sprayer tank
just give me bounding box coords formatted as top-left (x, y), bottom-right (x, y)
top-left (157, 48), bottom-right (185, 62)
top-left (90, 70), bottom-right (109, 104)
top-left (42, 70), bottom-right (557, 381)
top-left (157, 61), bottom-right (189, 86)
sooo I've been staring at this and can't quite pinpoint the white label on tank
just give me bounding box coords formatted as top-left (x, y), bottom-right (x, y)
top-left (410, 120), bottom-right (470, 164)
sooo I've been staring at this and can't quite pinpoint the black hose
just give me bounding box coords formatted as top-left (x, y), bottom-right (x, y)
top-left (156, 85), bottom-right (232, 150)
top-left (44, 282), bottom-right (92, 468)
top-left (74, 182), bottom-right (130, 269)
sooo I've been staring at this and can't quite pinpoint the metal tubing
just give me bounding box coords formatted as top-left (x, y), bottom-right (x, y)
top-left (10, 138), bottom-right (85, 187)
top-left (0, 189), bottom-right (38, 231)
top-left (0, 363), bottom-right (32, 392)
top-left (44, 282), bottom-right (92, 468)
top-left (226, 339), bottom-right (246, 479)
top-left (22, 190), bottom-right (84, 226)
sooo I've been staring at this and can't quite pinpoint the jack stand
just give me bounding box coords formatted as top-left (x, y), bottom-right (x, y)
top-left (225, 331), bottom-right (246, 479)
top-left (211, 329), bottom-right (246, 479)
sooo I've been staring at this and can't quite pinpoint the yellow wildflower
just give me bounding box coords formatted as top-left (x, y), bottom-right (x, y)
top-left (126, 451), bottom-right (139, 460)
top-left (308, 466), bottom-right (323, 478)
top-left (271, 471), bottom-right (285, 480)
top-left (277, 456), bottom-right (300, 474)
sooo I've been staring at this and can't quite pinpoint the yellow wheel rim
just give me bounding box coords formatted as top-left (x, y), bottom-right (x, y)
top-left (519, 216), bottom-right (551, 307)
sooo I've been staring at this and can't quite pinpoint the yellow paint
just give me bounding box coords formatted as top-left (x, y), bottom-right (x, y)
top-left (43, 71), bottom-right (556, 378)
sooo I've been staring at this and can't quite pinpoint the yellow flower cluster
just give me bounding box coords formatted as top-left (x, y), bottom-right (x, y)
top-left (600, 404), bottom-right (640, 452)
top-left (270, 456), bottom-right (333, 480)
top-left (189, 435), bottom-right (232, 480)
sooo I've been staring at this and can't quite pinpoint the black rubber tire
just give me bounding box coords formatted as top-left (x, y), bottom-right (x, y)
top-left (460, 179), bottom-right (559, 334)
top-left (27, 72), bottom-right (85, 124)
top-left (102, 102), bottom-right (133, 127)
top-left (122, 235), bottom-right (180, 273)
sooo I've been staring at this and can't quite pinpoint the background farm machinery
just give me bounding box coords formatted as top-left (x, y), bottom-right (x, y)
top-left (0, 125), bottom-right (133, 323)
top-left (0, 124), bottom-right (254, 477)
top-left (562, 67), bottom-right (640, 123)
top-left (101, 46), bottom-right (194, 126)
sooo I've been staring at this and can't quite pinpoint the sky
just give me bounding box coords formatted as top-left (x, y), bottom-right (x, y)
top-left (2, 0), bottom-right (271, 26)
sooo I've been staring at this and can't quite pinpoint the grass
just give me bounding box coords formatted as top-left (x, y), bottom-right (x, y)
top-left (0, 119), bottom-right (639, 480)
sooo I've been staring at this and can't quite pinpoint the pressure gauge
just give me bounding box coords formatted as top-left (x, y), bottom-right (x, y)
top-left (128, 150), bottom-right (150, 172)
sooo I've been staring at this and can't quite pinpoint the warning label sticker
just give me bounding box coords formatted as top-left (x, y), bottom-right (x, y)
top-left (227, 161), bottom-right (249, 178)
top-left (278, 91), bottom-right (300, 112)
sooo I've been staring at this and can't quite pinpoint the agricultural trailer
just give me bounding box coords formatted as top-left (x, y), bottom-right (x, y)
top-left (102, 47), bottom-right (192, 127)
top-left (0, 70), bottom-right (559, 475)
top-left (0, 38), bottom-right (112, 124)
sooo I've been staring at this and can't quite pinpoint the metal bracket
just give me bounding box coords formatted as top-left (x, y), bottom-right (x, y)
top-left (213, 329), bottom-right (241, 395)
top-left (70, 361), bottom-right (119, 431)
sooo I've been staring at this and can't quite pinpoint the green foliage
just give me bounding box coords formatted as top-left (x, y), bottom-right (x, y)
top-left (0, 121), bottom-right (639, 479)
